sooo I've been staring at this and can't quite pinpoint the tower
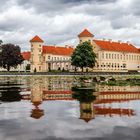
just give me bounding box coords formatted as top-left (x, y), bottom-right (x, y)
top-left (30, 35), bottom-right (44, 72)
top-left (79, 102), bottom-right (95, 123)
top-left (30, 78), bottom-right (44, 119)
top-left (78, 29), bottom-right (94, 44)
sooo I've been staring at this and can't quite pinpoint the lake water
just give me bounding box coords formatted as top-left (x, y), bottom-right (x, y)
top-left (0, 76), bottom-right (140, 140)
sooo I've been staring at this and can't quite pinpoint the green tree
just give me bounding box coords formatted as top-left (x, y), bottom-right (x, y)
top-left (0, 40), bottom-right (3, 45)
top-left (72, 87), bottom-right (96, 103)
top-left (71, 41), bottom-right (96, 72)
top-left (0, 44), bottom-right (24, 71)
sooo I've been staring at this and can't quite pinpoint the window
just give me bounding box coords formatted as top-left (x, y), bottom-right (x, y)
top-left (112, 54), bottom-right (114, 59)
top-left (123, 63), bottom-right (126, 68)
top-left (39, 44), bottom-right (42, 47)
top-left (43, 56), bottom-right (45, 61)
top-left (126, 55), bottom-right (128, 60)
top-left (39, 48), bottom-right (41, 52)
top-left (109, 54), bottom-right (111, 59)
top-left (39, 66), bottom-right (41, 71)
top-left (48, 56), bottom-right (50, 59)
top-left (102, 53), bottom-right (104, 59)
top-left (117, 54), bottom-right (119, 59)
top-left (123, 55), bottom-right (125, 60)
top-left (106, 54), bottom-right (108, 59)
top-left (112, 63), bottom-right (114, 68)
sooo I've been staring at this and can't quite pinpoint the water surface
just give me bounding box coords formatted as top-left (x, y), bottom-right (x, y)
top-left (0, 76), bottom-right (140, 140)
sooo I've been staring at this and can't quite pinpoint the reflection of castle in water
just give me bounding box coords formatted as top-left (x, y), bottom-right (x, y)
top-left (21, 79), bottom-right (140, 121)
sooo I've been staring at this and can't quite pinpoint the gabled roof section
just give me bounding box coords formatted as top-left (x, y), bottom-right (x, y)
top-left (21, 51), bottom-right (31, 61)
top-left (43, 46), bottom-right (74, 56)
top-left (94, 39), bottom-right (140, 53)
top-left (78, 29), bottom-right (94, 37)
top-left (30, 35), bottom-right (44, 43)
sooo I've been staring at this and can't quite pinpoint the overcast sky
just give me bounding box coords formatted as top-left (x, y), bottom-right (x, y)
top-left (0, 0), bottom-right (140, 51)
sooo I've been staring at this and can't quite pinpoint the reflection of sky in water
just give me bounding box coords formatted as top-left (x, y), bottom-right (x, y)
top-left (0, 100), bottom-right (140, 140)
top-left (0, 76), bottom-right (140, 140)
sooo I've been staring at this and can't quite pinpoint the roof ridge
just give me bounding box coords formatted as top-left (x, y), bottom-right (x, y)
top-left (94, 39), bottom-right (139, 53)
top-left (78, 29), bottom-right (94, 37)
top-left (93, 39), bottom-right (133, 45)
top-left (30, 35), bottom-right (44, 43)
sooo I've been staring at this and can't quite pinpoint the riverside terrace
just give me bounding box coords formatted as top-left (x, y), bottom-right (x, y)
top-left (0, 71), bottom-right (139, 76)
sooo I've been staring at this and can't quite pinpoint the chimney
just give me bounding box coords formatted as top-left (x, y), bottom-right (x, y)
top-left (65, 45), bottom-right (69, 48)
top-left (126, 41), bottom-right (130, 45)
top-left (70, 45), bottom-right (74, 48)
top-left (118, 40), bottom-right (122, 44)
top-left (109, 39), bottom-right (112, 43)
top-left (103, 38), bottom-right (106, 41)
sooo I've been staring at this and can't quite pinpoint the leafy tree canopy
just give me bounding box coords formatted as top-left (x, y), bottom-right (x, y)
top-left (72, 87), bottom-right (96, 103)
top-left (71, 41), bottom-right (96, 71)
top-left (0, 40), bottom-right (3, 45)
top-left (0, 43), bottom-right (24, 71)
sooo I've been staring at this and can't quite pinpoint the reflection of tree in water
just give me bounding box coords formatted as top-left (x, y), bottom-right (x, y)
top-left (72, 86), bottom-right (96, 123)
top-left (72, 87), bottom-right (96, 103)
top-left (0, 82), bottom-right (22, 102)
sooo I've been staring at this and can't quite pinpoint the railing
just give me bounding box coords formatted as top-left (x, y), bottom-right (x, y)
top-left (46, 60), bottom-right (71, 63)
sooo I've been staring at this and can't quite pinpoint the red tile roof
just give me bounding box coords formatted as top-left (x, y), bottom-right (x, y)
top-left (43, 45), bottom-right (74, 56)
top-left (79, 118), bottom-right (93, 123)
top-left (78, 29), bottom-right (94, 37)
top-left (94, 39), bottom-right (140, 53)
top-left (21, 52), bottom-right (31, 61)
top-left (30, 35), bottom-right (44, 43)
top-left (95, 107), bottom-right (135, 116)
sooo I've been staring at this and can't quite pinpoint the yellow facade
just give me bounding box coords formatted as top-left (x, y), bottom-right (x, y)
top-left (29, 29), bottom-right (140, 72)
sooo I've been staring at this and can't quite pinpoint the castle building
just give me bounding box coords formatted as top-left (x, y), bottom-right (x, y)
top-left (29, 35), bottom-right (74, 72)
top-left (21, 29), bottom-right (140, 72)
top-left (78, 29), bottom-right (140, 72)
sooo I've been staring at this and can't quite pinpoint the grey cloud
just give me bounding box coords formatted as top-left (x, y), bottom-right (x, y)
top-left (16, 0), bottom-right (117, 15)
top-left (0, 0), bottom-right (140, 50)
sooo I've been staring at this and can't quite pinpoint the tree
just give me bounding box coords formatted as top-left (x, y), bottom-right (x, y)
top-left (71, 41), bottom-right (96, 72)
top-left (72, 87), bottom-right (96, 103)
top-left (0, 40), bottom-right (3, 45)
top-left (0, 44), bottom-right (24, 71)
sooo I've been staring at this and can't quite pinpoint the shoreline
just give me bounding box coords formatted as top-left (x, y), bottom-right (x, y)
top-left (0, 72), bottom-right (140, 77)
